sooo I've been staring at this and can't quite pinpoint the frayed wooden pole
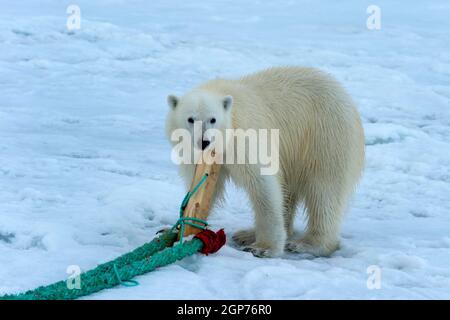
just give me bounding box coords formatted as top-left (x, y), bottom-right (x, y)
top-left (179, 149), bottom-right (221, 238)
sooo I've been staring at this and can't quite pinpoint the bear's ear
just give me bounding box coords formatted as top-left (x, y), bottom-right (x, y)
top-left (223, 95), bottom-right (233, 111)
top-left (167, 94), bottom-right (179, 110)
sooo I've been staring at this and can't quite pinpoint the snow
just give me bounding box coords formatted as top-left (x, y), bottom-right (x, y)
top-left (1, 0), bottom-right (450, 299)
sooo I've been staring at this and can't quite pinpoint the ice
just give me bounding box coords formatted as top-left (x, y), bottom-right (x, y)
top-left (1, 0), bottom-right (449, 299)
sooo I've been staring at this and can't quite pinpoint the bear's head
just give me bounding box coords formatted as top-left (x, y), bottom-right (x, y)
top-left (165, 90), bottom-right (233, 153)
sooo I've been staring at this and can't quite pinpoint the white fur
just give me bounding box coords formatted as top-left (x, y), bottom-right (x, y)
top-left (166, 67), bottom-right (365, 258)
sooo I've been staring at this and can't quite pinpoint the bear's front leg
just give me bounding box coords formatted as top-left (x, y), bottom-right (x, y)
top-left (231, 167), bottom-right (286, 258)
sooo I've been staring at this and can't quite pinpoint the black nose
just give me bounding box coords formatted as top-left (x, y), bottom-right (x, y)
top-left (202, 140), bottom-right (210, 150)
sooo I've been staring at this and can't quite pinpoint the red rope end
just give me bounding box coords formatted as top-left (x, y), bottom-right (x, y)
top-left (194, 229), bottom-right (226, 255)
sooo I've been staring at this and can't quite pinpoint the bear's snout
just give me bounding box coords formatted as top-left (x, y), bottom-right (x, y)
top-left (202, 140), bottom-right (211, 150)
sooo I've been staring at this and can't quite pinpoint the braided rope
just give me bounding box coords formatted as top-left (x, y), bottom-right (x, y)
top-left (0, 174), bottom-right (213, 300)
top-left (1, 230), bottom-right (204, 300)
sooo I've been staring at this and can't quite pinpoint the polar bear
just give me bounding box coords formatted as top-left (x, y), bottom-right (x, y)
top-left (165, 67), bottom-right (365, 258)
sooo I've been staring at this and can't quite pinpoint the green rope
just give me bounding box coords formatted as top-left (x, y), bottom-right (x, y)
top-left (0, 174), bottom-right (211, 300)
top-left (113, 264), bottom-right (139, 287)
top-left (0, 229), bottom-right (204, 300)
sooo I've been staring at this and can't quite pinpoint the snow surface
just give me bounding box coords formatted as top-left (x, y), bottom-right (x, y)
top-left (1, 0), bottom-right (449, 299)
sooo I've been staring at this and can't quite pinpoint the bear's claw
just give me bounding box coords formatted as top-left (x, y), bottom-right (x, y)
top-left (242, 245), bottom-right (273, 258)
top-left (242, 244), bottom-right (283, 258)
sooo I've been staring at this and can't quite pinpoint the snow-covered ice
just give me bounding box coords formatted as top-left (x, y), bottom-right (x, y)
top-left (0, 0), bottom-right (449, 299)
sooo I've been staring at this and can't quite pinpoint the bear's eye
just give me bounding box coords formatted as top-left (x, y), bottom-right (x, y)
top-left (187, 117), bottom-right (194, 124)
top-left (210, 118), bottom-right (216, 124)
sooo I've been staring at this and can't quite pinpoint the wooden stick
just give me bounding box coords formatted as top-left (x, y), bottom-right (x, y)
top-left (178, 149), bottom-right (221, 239)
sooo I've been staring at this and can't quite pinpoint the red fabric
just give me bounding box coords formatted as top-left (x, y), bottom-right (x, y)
top-left (194, 229), bottom-right (226, 255)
